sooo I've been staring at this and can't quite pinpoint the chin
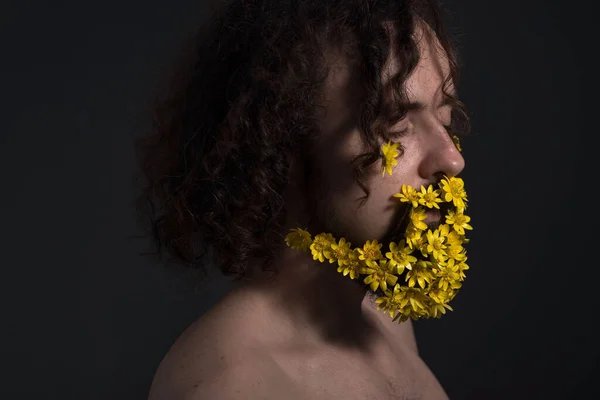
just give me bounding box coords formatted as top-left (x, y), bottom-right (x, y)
top-left (425, 220), bottom-right (441, 230)
top-left (365, 287), bottom-right (385, 299)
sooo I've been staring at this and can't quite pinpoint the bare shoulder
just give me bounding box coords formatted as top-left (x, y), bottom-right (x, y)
top-left (148, 289), bottom-right (295, 400)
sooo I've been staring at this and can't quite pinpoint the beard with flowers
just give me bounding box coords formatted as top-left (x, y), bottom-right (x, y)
top-left (285, 135), bottom-right (472, 323)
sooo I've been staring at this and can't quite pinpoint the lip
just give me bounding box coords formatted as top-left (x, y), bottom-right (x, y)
top-left (424, 209), bottom-right (441, 223)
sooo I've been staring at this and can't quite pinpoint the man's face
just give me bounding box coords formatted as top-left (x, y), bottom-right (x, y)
top-left (305, 23), bottom-right (465, 252)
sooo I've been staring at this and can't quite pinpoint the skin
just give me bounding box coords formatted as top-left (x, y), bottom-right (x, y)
top-left (148, 21), bottom-right (465, 400)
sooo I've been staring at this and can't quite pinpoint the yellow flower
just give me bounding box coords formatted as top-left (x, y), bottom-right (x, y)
top-left (415, 234), bottom-right (430, 258)
top-left (323, 237), bottom-right (352, 266)
top-left (409, 207), bottom-right (428, 231)
top-left (393, 184), bottom-right (419, 208)
top-left (428, 302), bottom-right (453, 318)
top-left (437, 223), bottom-right (451, 238)
top-left (393, 299), bottom-right (430, 322)
top-left (451, 134), bottom-right (462, 152)
top-left (381, 141), bottom-right (401, 176)
top-left (425, 228), bottom-right (447, 261)
top-left (386, 240), bottom-right (417, 275)
top-left (427, 283), bottom-right (453, 304)
top-left (337, 249), bottom-right (363, 280)
top-left (310, 233), bottom-right (335, 263)
top-left (443, 243), bottom-right (467, 267)
top-left (382, 284), bottom-right (430, 322)
top-left (357, 240), bottom-right (383, 268)
top-left (394, 286), bottom-right (429, 314)
top-left (362, 259), bottom-right (398, 292)
top-left (405, 260), bottom-right (434, 289)
top-left (403, 224), bottom-right (421, 251)
top-left (285, 228), bottom-right (312, 252)
top-left (456, 260), bottom-right (469, 280)
top-left (417, 185), bottom-right (443, 209)
top-left (440, 176), bottom-right (468, 211)
top-left (445, 209), bottom-right (473, 235)
top-left (435, 264), bottom-right (462, 291)
top-left (445, 229), bottom-right (464, 247)
top-left (375, 287), bottom-right (401, 318)
top-left (433, 225), bottom-right (451, 263)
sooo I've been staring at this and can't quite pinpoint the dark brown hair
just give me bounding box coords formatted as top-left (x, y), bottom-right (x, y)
top-left (134, 0), bottom-right (470, 282)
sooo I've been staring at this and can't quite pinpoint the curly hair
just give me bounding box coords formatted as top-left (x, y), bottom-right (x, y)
top-left (134, 0), bottom-right (470, 282)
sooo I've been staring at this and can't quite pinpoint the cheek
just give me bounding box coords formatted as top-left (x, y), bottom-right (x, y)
top-left (314, 133), bottom-right (419, 240)
top-left (370, 183), bottom-right (403, 225)
top-left (356, 171), bottom-right (416, 237)
top-left (331, 181), bottom-right (402, 244)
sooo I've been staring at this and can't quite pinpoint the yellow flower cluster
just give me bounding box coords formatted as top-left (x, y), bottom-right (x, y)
top-left (381, 141), bottom-right (401, 176)
top-left (285, 176), bottom-right (472, 322)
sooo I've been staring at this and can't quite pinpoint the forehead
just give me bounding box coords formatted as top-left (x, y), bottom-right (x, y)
top-left (318, 21), bottom-right (454, 123)
top-left (383, 21), bottom-right (454, 102)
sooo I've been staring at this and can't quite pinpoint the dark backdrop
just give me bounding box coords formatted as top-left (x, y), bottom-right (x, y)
top-left (2, 0), bottom-right (598, 399)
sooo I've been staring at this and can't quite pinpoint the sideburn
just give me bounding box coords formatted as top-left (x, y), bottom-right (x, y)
top-left (302, 151), bottom-right (343, 239)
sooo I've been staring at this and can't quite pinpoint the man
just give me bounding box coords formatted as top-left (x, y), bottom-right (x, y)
top-left (139, 0), bottom-right (469, 398)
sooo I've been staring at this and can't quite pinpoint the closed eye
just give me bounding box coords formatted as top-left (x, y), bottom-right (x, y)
top-left (385, 127), bottom-right (410, 140)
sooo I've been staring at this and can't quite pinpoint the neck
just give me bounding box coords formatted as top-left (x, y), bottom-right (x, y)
top-left (236, 247), bottom-right (405, 352)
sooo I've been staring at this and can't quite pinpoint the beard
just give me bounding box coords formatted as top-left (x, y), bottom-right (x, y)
top-left (302, 155), bottom-right (454, 300)
top-left (286, 159), bottom-right (471, 322)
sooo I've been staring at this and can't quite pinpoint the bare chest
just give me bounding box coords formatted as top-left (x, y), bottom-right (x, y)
top-left (270, 344), bottom-right (449, 400)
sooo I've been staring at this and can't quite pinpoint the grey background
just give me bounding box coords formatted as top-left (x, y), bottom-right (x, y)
top-left (2, 0), bottom-right (597, 398)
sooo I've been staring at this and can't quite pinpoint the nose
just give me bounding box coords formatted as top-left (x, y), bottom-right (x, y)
top-left (418, 124), bottom-right (465, 180)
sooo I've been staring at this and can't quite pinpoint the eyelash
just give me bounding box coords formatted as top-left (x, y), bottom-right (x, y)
top-left (387, 128), bottom-right (410, 139)
top-left (386, 124), bottom-right (455, 142)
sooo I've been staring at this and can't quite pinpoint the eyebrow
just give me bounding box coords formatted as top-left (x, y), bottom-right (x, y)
top-left (399, 94), bottom-right (456, 111)
top-left (399, 100), bottom-right (426, 111)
